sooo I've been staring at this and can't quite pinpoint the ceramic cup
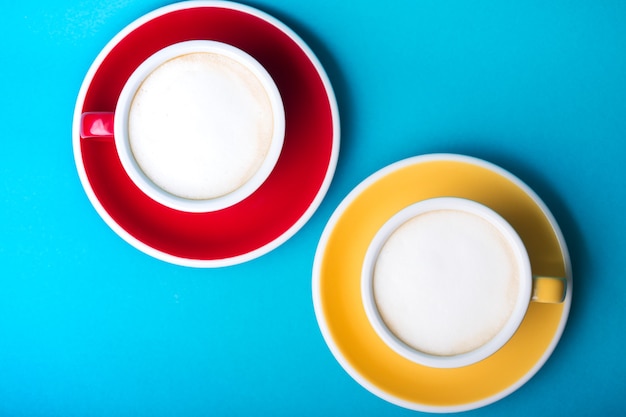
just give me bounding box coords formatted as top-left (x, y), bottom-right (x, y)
top-left (80, 40), bottom-right (285, 212)
top-left (361, 197), bottom-right (566, 368)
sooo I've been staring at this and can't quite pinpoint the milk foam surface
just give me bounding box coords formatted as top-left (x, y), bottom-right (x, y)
top-left (128, 52), bottom-right (274, 200)
top-left (373, 209), bottom-right (520, 356)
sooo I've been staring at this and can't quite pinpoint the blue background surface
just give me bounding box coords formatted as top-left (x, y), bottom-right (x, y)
top-left (1, 0), bottom-right (625, 415)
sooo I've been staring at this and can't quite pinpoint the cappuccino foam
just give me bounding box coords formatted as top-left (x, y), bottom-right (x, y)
top-left (128, 52), bottom-right (274, 200)
top-left (373, 209), bottom-right (520, 357)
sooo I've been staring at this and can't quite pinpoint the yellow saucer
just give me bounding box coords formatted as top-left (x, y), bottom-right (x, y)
top-left (312, 154), bottom-right (572, 412)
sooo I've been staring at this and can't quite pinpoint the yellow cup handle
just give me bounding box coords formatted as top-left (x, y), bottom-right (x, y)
top-left (532, 276), bottom-right (567, 303)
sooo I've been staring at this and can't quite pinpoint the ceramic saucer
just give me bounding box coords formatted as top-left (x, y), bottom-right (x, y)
top-left (72, 1), bottom-right (340, 267)
top-left (312, 154), bottom-right (572, 413)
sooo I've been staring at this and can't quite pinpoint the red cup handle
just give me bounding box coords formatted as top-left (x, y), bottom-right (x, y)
top-left (80, 112), bottom-right (114, 139)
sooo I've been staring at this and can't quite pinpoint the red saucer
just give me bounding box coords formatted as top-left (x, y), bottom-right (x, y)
top-left (72, 1), bottom-right (340, 267)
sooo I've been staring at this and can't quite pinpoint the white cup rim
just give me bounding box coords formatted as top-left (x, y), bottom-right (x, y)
top-left (361, 197), bottom-right (532, 368)
top-left (114, 40), bottom-right (285, 213)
